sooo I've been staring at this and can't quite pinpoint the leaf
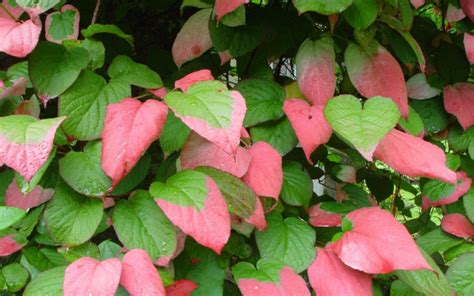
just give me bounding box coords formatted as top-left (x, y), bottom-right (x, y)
top-left (0, 1), bottom-right (24, 19)
top-left (0, 115), bottom-right (65, 182)
top-left (112, 190), bottom-right (176, 260)
top-left (242, 141), bottom-right (283, 200)
top-left (5, 180), bottom-right (53, 209)
top-left (110, 153), bottom-right (151, 196)
top-left (166, 279), bottom-right (198, 296)
top-left (150, 170), bottom-right (231, 253)
top-left (45, 5), bottom-right (80, 43)
top-left (345, 42), bottom-right (409, 117)
top-left (0, 235), bottom-right (24, 257)
top-left (63, 257), bottom-right (121, 296)
top-left (280, 161), bottom-right (313, 207)
top-left (308, 204), bottom-right (342, 227)
top-left (16, 0), bottom-right (59, 14)
top-left (79, 38), bottom-right (105, 70)
top-left (44, 183), bottom-right (103, 246)
top-left (416, 228), bottom-right (464, 255)
top-left (374, 129), bottom-right (457, 184)
top-left (23, 266), bottom-right (66, 296)
top-left (172, 8), bottom-right (212, 67)
top-left (175, 69), bottom-right (214, 92)
top-left (441, 213), bottom-right (474, 239)
top-left (2, 262), bottom-right (29, 292)
top-left (422, 179), bottom-right (455, 202)
top-left (422, 172), bottom-right (472, 208)
top-left (0, 206), bottom-right (25, 230)
top-left (81, 24), bottom-right (134, 46)
top-left (220, 5), bottom-right (246, 27)
top-left (406, 73), bottom-right (441, 100)
top-left (464, 33), bottom-right (474, 64)
top-left (461, 0), bottom-right (474, 21)
top-left (295, 36), bottom-right (336, 106)
top-left (29, 42), bottom-right (89, 101)
top-left (365, 172), bottom-right (394, 201)
top-left (284, 99), bottom-right (332, 162)
top-left (399, 106), bottom-right (425, 137)
top-left (59, 141), bottom-right (111, 196)
top-left (120, 249), bottom-right (166, 296)
top-left (215, 0), bottom-right (248, 21)
top-left (324, 95), bottom-right (400, 161)
top-left (464, 188), bottom-right (474, 223)
top-left (160, 112), bottom-right (191, 155)
top-left (180, 132), bottom-right (251, 178)
top-left (164, 80), bottom-right (246, 155)
top-left (233, 260), bottom-right (311, 296)
top-left (234, 78), bottom-right (285, 127)
top-left (0, 16), bottom-right (41, 58)
top-left (293, 0), bottom-right (353, 15)
top-left (343, 0), bottom-right (377, 29)
top-left (444, 83), bottom-right (474, 131)
top-left (308, 247), bottom-right (372, 296)
top-left (59, 70), bottom-right (131, 140)
top-left (255, 212), bottom-right (315, 273)
top-left (331, 207), bottom-right (432, 274)
top-left (101, 98), bottom-right (168, 186)
top-left (436, 42), bottom-right (470, 85)
top-left (250, 117), bottom-right (298, 156)
top-left (446, 253), bottom-right (474, 295)
top-left (108, 55), bottom-right (163, 89)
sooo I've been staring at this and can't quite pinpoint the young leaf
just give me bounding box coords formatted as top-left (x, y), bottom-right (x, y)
top-left (215, 0), bottom-right (248, 21)
top-left (165, 279), bottom-right (198, 296)
top-left (308, 247), bottom-right (372, 296)
top-left (101, 98), bottom-right (168, 186)
top-left (120, 249), bottom-right (166, 296)
top-left (295, 36), bottom-right (336, 106)
top-left (150, 170), bottom-right (231, 253)
top-left (172, 8), bottom-right (213, 67)
top-left (324, 95), bottom-right (400, 161)
top-left (441, 213), bottom-right (474, 239)
top-left (331, 207), bottom-right (432, 274)
top-left (345, 42), bottom-right (409, 117)
top-left (284, 99), bottom-right (332, 163)
top-left (63, 257), bottom-right (122, 296)
top-left (464, 33), bottom-right (474, 64)
top-left (0, 115), bottom-right (65, 182)
top-left (308, 204), bottom-right (342, 227)
top-left (45, 5), bottom-right (80, 44)
top-left (443, 83), bottom-right (474, 130)
top-left (5, 180), bottom-right (53, 210)
top-left (164, 81), bottom-right (246, 155)
top-left (374, 129), bottom-right (457, 184)
top-left (293, 0), bottom-right (353, 15)
top-left (0, 16), bottom-right (41, 58)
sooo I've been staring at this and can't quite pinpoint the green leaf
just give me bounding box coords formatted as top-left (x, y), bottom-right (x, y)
top-left (436, 42), bottom-right (470, 85)
top-left (2, 263), bottom-right (29, 292)
top-left (47, 10), bottom-right (77, 41)
top-left (293, 0), bottom-right (353, 15)
top-left (365, 172), bottom-right (394, 201)
top-left (59, 70), bottom-right (130, 140)
top-left (16, 0), bottom-right (59, 12)
top-left (160, 112), bottom-right (191, 155)
top-left (421, 179), bottom-right (455, 202)
top-left (111, 154), bottom-right (151, 196)
top-left (255, 212), bottom-right (315, 273)
top-left (446, 253), bottom-right (474, 295)
top-left (44, 183), bottom-right (103, 246)
top-left (58, 242), bottom-right (100, 262)
top-left (411, 99), bottom-right (448, 134)
top-left (78, 38), bottom-right (105, 70)
top-left (234, 78), bottom-right (285, 127)
top-left (464, 188), bottom-right (474, 223)
top-left (469, 138), bottom-right (474, 160)
top-left (108, 55), bottom-right (163, 89)
top-left (0, 206), bottom-right (26, 230)
top-left (195, 167), bottom-right (256, 218)
top-left (324, 95), bottom-right (400, 160)
top-left (399, 106), bottom-right (425, 137)
top-left (81, 24), bottom-right (134, 47)
top-left (416, 228), bottom-right (464, 255)
top-left (444, 243), bottom-right (474, 263)
top-left (343, 0), bottom-right (377, 29)
top-left (112, 190), bottom-right (176, 260)
top-left (221, 5), bottom-right (246, 27)
top-left (390, 280), bottom-right (422, 296)
top-left (232, 260), bottom-right (283, 283)
top-left (59, 141), bottom-right (111, 197)
top-left (23, 266), bottom-right (66, 296)
top-left (29, 42), bottom-right (89, 99)
top-left (448, 126), bottom-right (474, 152)
top-left (98, 240), bottom-right (122, 260)
top-left (250, 117), bottom-right (297, 156)
top-left (280, 161), bottom-right (313, 207)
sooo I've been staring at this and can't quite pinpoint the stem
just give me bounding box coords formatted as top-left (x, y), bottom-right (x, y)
top-left (0, 3), bottom-right (16, 20)
top-left (91, 0), bottom-right (101, 25)
top-left (391, 174), bottom-right (402, 214)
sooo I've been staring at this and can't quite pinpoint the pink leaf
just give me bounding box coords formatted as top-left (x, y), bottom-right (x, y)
top-left (308, 247), bottom-right (372, 296)
top-left (447, 4), bottom-right (466, 22)
top-left (346, 43), bottom-right (409, 118)
top-left (45, 5), bottom-right (80, 44)
top-left (242, 141), bottom-right (283, 201)
top-left (374, 129), bottom-right (457, 184)
top-left (410, 0), bottom-right (425, 9)
top-left (149, 87), bottom-right (167, 99)
top-left (63, 257), bottom-right (122, 296)
top-left (175, 69), bottom-right (214, 92)
top-left (444, 83), bottom-right (474, 130)
top-left (180, 132), bottom-right (251, 177)
top-left (0, 77), bottom-right (28, 100)
top-left (0, 1), bottom-right (24, 19)
top-left (244, 197), bottom-right (267, 231)
top-left (165, 280), bottom-right (198, 296)
top-left (0, 16), bottom-right (41, 58)
top-left (296, 36), bottom-right (336, 106)
top-left (101, 98), bottom-right (168, 187)
top-left (155, 177), bottom-right (231, 254)
top-left (121, 249), bottom-right (166, 296)
top-left (238, 266), bottom-right (311, 296)
top-left (215, 0), bottom-right (248, 21)
top-left (283, 99), bottom-right (332, 163)
top-left (331, 207), bottom-right (432, 274)
top-left (308, 204), bottom-right (342, 227)
top-left (422, 172), bottom-right (472, 209)
top-left (464, 33), bottom-right (474, 64)
top-left (172, 9), bottom-right (212, 67)
top-left (461, 0), bottom-right (474, 21)
top-left (5, 180), bottom-right (53, 210)
top-left (0, 235), bottom-right (24, 257)
top-left (441, 213), bottom-right (474, 239)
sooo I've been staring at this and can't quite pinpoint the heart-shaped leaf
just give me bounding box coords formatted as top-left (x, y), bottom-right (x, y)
top-left (101, 98), bottom-right (168, 186)
top-left (45, 5), bottom-right (80, 44)
top-left (443, 83), bottom-right (474, 130)
top-left (324, 95), bottom-right (400, 161)
top-left (150, 170), bottom-right (231, 253)
top-left (0, 115), bottom-right (65, 182)
top-left (5, 180), bottom-right (53, 210)
top-left (441, 213), bottom-right (474, 239)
